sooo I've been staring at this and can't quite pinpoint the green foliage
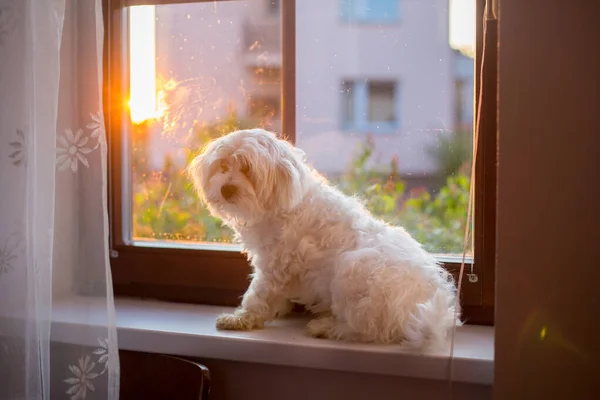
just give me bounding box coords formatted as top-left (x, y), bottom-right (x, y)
top-left (400, 168), bottom-right (471, 253)
top-left (132, 119), bottom-right (471, 254)
top-left (333, 136), bottom-right (471, 253)
top-left (427, 130), bottom-right (473, 178)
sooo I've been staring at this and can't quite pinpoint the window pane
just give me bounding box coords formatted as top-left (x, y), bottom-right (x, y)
top-left (124, 0), bottom-right (476, 255)
top-left (267, 0), bottom-right (281, 15)
top-left (341, 81), bottom-right (355, 125)
top-left (125, 1), bottom-right (281, 244)
top-left (368, 81), bottom-right (396, 123)
top-left (296, 0), bottom-right (475, 255)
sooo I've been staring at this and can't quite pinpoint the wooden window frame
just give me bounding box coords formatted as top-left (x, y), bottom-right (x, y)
top-left (104, 0), bottom-right (496, 325)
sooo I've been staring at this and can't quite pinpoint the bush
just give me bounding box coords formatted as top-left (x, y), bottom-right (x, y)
top-left (132, 119), bottom-right (471, 254)
top-left (427, 130), bottom-right (473, 177)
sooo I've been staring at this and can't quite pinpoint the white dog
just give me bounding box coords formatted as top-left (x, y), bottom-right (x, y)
top-left (188, 129), bottom-right (460, 352)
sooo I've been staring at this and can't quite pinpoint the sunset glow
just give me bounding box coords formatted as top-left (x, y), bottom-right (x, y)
top-left (129, 6), bottom-right (158, 124)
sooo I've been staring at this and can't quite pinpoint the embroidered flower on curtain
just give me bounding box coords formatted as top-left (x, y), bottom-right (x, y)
top-left (86, 110), bottom-right (105, 145)
top-left (0, 230), bottom-right (24, 277)
top-left (64, 336), bottom-right (112, 400)
top-left (56, 128), bottom-right (93, 172)
top-left (0, 239), bottom-right (17, 276)
top-left (92, 337), bottom-right (110, 374)
top-left (8, 128), bottom-right (26, 166)
top-left (57, 110), bottom-right (106, 173)
top-left (64, 355), bottom-right (100, 400)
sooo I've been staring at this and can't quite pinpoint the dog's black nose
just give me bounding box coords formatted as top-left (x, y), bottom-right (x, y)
top-left (221, 184), bottom-right (237, 200)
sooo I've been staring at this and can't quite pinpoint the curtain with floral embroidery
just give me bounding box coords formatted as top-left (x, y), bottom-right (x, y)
top-left (0, 0), bottom-right (119, 399)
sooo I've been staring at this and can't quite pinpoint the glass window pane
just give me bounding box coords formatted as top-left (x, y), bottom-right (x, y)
top-left (341, 80), bottom-right (355, 125)
top-left (296, 0), bottom-right (475, 255)
top-left (124, 0), bottom-right (476, 255)
top-left (125, 1), bottom-right (281, 245)
top-left (367, 81), bottom-right (396, 123)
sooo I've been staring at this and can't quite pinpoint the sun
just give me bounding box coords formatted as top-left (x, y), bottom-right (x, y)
top-left (128, 6), bottom-right (159, 124)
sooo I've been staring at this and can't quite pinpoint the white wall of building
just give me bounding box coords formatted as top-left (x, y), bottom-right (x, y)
top-left (295, 0), bottom-right (455, 176)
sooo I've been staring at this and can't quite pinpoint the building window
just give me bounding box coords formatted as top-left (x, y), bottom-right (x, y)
top-left (248, 96), bottom-right (280, 120)
top-left (267, 0), bottom-right (280, 15)
top-left (250, 66), bottom-right (281, 85)
top-left (342, 80), bottom-right (399, 132)
top-left (454, 79), bottom-right (466, 129)
top-left (340, 0), bottom-right (400, 23)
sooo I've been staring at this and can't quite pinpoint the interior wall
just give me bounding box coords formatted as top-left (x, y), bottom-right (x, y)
top-left (196, 358), bottom-right (492, 400)
top-left (495, 0), bottom-right (600, 398)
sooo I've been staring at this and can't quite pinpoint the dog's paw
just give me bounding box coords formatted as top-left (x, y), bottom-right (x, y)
top-left (216, 310), bottom-right (262, 331)
top-left (306, 316), bottom-right (335, 339)
top-left (274, 300), bottom-right (294, 317)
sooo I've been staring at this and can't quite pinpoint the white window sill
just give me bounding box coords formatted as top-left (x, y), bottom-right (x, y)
top-left (51, 296), bottom-right (494, 385)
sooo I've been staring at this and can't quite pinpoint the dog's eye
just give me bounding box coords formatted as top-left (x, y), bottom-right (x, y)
top-left (220, 161), bottom-right (229, 173)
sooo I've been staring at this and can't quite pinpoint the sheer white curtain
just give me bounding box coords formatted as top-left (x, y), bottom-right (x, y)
top-left (0, 0), bottom-right (120, 399)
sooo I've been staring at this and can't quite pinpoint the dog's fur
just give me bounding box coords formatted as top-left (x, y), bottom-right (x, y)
top-left (188, 129), bottom-right (460, 352)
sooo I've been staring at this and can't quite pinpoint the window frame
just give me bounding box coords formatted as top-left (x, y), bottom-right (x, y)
top-left (104, 0), bottom-right (496, 325)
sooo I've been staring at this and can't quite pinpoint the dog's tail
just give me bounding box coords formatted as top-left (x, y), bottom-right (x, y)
top-left (401, 289), bottom-right (462, 353)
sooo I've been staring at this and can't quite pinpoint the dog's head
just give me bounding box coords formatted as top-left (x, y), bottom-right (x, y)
top-left (188, 129), bottom-right (309, 224)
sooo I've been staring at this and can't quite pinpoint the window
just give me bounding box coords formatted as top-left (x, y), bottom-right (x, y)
top-left (453, 49), bottom-right (475, 132)
top-left (106, 0), bottom-right (496, 324)
top-left (340, 0), bottom-right (400, 23)
top-left (250, 66), bottom-right (281, 85)
top-left (248, 95), bottom-right (280, 120)
top-left (454, 79), bottom-right (466, 129)
top-left (341, 79), bottom-right (399, 132)
top-left (267, 0), bottom-right (281, 15)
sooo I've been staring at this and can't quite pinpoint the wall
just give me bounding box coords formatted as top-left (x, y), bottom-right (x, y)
top-left (113, 351), bottom-right (491, 400)
top-left (494, 0), bottom-right (600, 398)
top-left (295, 0), bottom-right (455, 175)
top-left (191, 357), bottom-right (491, 400)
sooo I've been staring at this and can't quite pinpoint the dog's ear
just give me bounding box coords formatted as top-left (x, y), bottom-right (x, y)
top-left (272, 157), bottom-right (303, 210)
top-left (268, 138), bottom-right (308, 210)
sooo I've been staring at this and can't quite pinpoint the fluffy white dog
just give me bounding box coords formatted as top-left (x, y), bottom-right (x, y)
top-left (189, 128), bottom-right (460, 351)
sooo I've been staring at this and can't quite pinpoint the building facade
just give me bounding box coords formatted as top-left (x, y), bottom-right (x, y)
top-left (147, 0), bottom-right (473, 179)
